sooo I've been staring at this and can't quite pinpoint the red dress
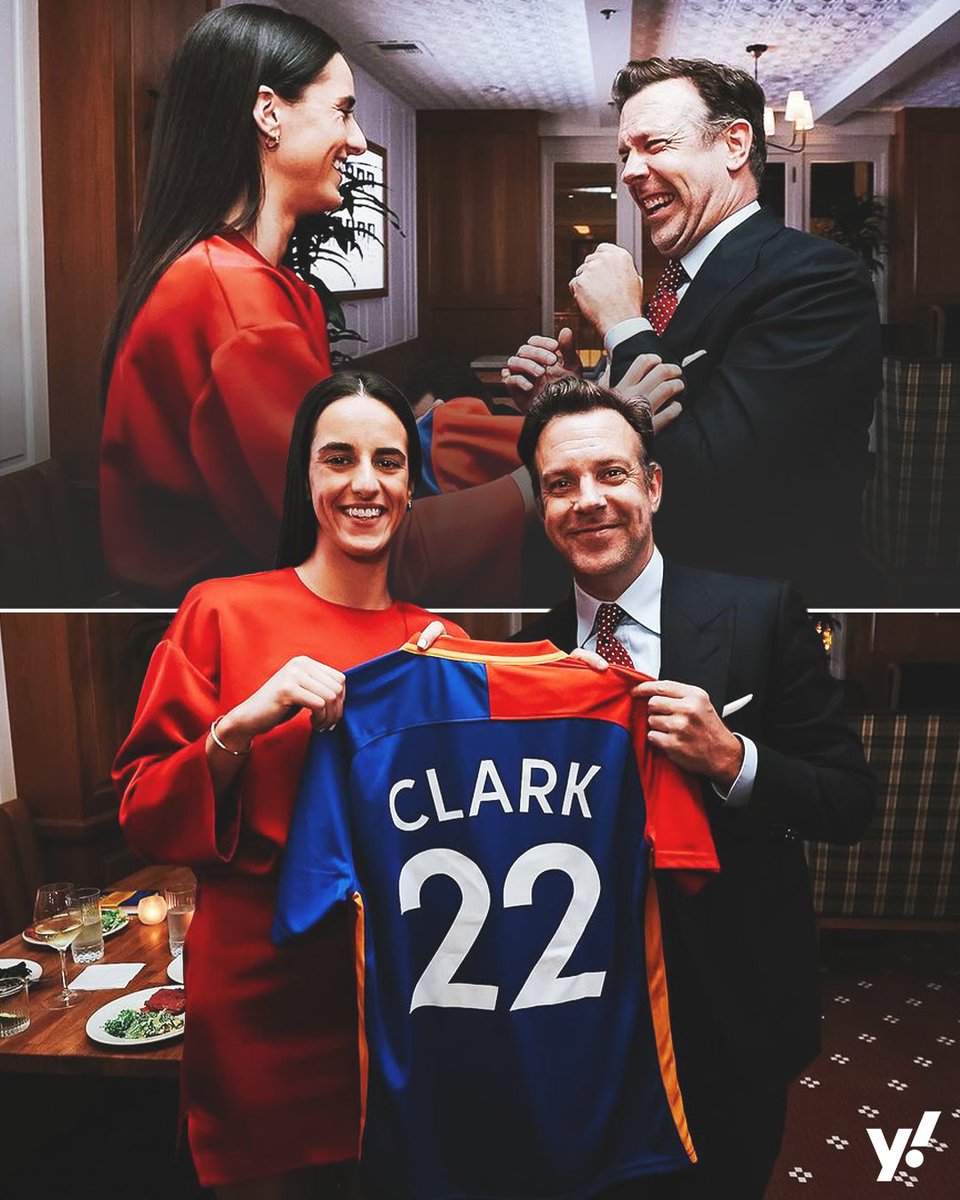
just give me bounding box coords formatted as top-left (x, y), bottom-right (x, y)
top-left (113, 569), bottom-right (467, 1187)
top-left (99, 231), bottom-right (527, 607)
top-left (101, 233), bottom-right (333, 601)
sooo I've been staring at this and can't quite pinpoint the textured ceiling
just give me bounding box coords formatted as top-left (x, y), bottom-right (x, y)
top-left (659, 0), bottom-right (939, 110)
top-left (285, 0), bottom-right (599, 110)
top-left (274, 0), bottom-right (960, 113)
top-left (878, 38), bottom-right (960, 106)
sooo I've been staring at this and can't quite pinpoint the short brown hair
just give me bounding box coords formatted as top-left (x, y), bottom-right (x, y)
top-left (613, 57), bottom-right (766, 187)
top-left (517, 376), bottom-right (656, 500)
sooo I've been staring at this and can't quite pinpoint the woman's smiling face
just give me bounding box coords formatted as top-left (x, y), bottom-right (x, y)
top-left (307, 393), bottom-right (413, 563)
top-left (271, 52), bottom-right (367, 216)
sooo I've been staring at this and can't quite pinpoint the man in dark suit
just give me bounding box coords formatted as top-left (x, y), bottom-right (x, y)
top-left (514, 376), bottom-right (876, 1198)
top-left (507, 57), bottom-right (882, 607)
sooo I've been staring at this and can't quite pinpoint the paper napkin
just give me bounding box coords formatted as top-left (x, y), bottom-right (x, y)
top-left (70, 963), bottom-right (145, 990)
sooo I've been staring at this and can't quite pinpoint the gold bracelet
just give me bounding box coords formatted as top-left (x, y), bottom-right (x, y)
top-left (210, 716), bottom-right (251, 756)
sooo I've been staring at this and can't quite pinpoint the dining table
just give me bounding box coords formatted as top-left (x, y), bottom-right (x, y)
top-left (0, 865), bottom-right (193, 1079)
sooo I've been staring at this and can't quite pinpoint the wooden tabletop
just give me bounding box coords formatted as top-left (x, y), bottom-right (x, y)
top-left (0, 866), bottom-right (193, 1079)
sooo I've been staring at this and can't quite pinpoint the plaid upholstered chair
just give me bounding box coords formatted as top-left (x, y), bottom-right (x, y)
top-left (807, 713), bottom-right (960, 928)
top-left (863, 358), bottom-right (960, 594)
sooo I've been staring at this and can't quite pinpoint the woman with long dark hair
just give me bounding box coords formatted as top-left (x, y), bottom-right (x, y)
top-left (114, 371), bottom-right (467, 1198)
top-left (99, 3), bottom-right (535, 608)
top-left (100, 4), bottom-right (365, 600)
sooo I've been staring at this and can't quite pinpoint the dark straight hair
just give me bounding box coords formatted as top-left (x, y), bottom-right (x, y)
top-left (276, 372), bottom-right (423, 568)
top-left (100, 4), bottom-right (340, 402)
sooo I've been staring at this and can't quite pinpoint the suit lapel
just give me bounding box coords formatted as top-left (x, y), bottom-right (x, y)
top-left (659, 561), bottom-right (734, 713)
top-left (550, 595), bottom-right (578, 651)
top-left (661, 208), bottom-right (783, 359)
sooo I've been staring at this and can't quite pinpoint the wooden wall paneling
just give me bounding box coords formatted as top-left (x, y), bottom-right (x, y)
top-left (889, 109), bottom-right (960, 326)
top-left (449, 613), bottom-right (519, 640)
top-left (127, 1), bottom-right (214, 263)
top-left (0, 612), bottom-right (146, 885)
top-left (418, 111), bottom-right (541, 361)
top-left (888, 112), bottom-right (910, 330)
top-left (840, 612), bottom-right (960, 709)
top-left (39, 0), bottom-right (128, 485)
top-left (38, 0), bottom-right (215, 490)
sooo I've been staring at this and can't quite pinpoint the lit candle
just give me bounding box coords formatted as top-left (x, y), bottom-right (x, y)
top-left (137, 894), bottom-right (168, 925)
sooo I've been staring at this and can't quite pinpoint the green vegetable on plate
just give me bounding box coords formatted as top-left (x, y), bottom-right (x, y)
top-left (102, 1007), bottom-right (184, 1039)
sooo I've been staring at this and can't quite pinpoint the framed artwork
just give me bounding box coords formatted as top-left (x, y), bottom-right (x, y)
top-left (325, 141), bottom-right (389, 300)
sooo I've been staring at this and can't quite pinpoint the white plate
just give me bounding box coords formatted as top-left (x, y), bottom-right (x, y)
top-left (0, 957), bottom-right (42, 985)
top-left (86, 986), bottom-right (185, 1047)
top-left (23, 914), bottom-right (129, 947)
top-left (166, 957), bottom-right (183, 984)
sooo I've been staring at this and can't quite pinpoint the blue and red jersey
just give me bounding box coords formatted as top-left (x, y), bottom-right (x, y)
top-left (274, 638), bottom-right (719, 1200)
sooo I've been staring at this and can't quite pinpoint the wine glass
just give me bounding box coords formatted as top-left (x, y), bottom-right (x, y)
top-left (33, 882), bottom-right (83, 1009)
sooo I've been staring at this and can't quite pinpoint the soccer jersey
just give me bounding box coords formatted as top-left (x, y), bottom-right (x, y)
top-left (274, 638), bottom-right (719, 1200)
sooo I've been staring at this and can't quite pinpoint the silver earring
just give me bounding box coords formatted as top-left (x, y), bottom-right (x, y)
top-left (265, 125), bottom-right (281, 151)
top-left (406, 499), bottom-right (413, 511)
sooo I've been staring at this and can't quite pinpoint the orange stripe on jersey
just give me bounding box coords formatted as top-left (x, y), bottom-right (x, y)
top-left (644, 876), bottom-right (697, 1163)
top-left (400, 636), bottom-right (566, 665)
top-left (353, 891), bottom-right (369, 1150)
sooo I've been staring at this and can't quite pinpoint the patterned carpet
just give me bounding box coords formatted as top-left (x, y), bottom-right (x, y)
top-left (767, 931), bottom-right (960, 1199)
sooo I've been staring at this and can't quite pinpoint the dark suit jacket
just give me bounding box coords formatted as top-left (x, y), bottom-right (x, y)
top-left (611, 209), bottom-right (882, 606)
top-left (515, 559), bottom-right (876, 1093)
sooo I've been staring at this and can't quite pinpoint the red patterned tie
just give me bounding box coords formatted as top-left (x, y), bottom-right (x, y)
top-left (644, 259), bottom-right (688, 337)
top-left (594, 603), bottom-right (633, 668)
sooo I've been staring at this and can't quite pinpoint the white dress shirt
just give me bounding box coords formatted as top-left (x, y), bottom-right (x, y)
top-left (574, 546), bottom-right (758, 806)
top-left (603, 201), bottom-right (762, 355)
top-left (576, 547), bottom-right (664, 678)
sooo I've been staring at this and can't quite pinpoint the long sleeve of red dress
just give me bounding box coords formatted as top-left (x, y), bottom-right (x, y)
top-left (115, 588), bottom-right (242, 867)
top-left (101, 234), bottom-right (333, 600)
top-left (102, 233), bottom-right (530, 607)
top-left (113, 569), bottom-right (467, 1187)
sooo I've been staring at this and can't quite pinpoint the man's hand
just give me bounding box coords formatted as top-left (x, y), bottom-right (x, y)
top-left (633, 679), bottom-right (743, 788)
top-left (617, 353), bottom-right (685, 434)
top-left (502, 327), bottom-right (582, 411)
top-left (570, 244), bottom-right (644, 338)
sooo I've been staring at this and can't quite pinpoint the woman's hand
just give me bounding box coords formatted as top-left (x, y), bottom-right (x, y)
top-left (214, 656), bottom-right (347, 750)
top-left (568, 648), bottom-right (607, 671)
top-left (414, 620), bottom-right (447, 650)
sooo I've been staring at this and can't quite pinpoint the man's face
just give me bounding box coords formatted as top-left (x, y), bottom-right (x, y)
top-left (535, 408), bottom-right (662, 601)
top-left (617, 77), bottom-right (754, 259)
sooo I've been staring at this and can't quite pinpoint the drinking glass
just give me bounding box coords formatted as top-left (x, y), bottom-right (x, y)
top-left (165, 885), bottom-right (196, 958)
top-left (71, 887), bottom-right (105, 964)
top-left (0, 977), bottom-right (30, 1038)
top-left (33, 882), bottom-right (83, 1009)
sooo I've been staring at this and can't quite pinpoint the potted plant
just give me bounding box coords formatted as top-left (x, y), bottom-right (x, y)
top-left (821, 195), bottom-right (887, 276)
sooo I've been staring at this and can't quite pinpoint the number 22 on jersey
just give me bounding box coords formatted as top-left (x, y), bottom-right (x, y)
top-left (399, 841), bottom-right (606, 1013)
